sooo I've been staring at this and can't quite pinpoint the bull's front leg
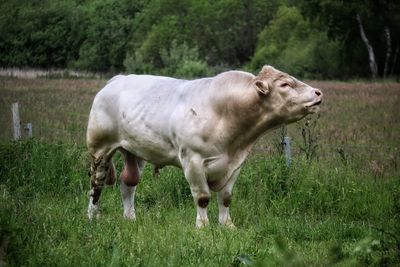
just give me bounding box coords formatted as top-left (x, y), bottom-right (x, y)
top-left (182, 154), bottom-right (211, 228)
top-left (217, 167), bottom-right (241, 229)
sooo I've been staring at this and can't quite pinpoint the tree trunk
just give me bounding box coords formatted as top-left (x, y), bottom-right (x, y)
top-left (383, 26), bottom-right (392, 78)
top-left (356, 13), bottom-right (378, 78)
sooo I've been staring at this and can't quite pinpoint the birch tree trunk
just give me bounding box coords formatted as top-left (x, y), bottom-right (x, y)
top-left (383, 26), bottom-right (392, 78)
top-left (356, 13), bottom-right (378, 78)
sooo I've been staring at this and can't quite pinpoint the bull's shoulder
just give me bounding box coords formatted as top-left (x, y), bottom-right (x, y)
top-left (213, 70), bottom-right (255, 83)
top-left (209, 71), bottom-right (255, 95)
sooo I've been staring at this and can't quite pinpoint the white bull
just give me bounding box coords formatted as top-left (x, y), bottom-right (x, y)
top-left (86, 65), bottom-right (323, 228)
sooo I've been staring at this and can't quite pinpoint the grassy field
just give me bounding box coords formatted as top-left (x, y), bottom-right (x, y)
top-left (0, 78), bottom-right (400, 266)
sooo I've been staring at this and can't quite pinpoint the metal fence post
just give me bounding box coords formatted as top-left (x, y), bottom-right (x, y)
top-left (12, 102), bottom-right (21, 140)
top-left (283, 136), bottom-right (292, 166)
top-left (25, 123), bottom-right (33, 138)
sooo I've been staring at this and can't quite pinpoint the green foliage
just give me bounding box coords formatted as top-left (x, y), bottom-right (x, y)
top-left (160, 40), bottom-right (210, 78)
top-left (297, 0), bottom-right (400, 78)
top-left (125, 40), bottom-right (210, 78)
top-left (73, 0), bottom-right (141, 72)
top-left (123, 50), bottom-right (154, 75)
top-left (127, 0), bottom-right (278, 72)
top-left (175, 60), bottom-right (210, 79)
top-left (134, 15), bottom-right (181, 69)
top-left (0, 0), bottom-right (399, 78)
top-left (0, 0), bottom-right (86, 68)
top-left (249, 6), bottom-right (343, 79)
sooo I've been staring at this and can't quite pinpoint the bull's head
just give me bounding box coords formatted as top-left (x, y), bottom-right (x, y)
top-left (253, 65), bottom-right (323, 123)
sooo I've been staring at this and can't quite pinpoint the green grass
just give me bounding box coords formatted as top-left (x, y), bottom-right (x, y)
top-left (1, 140), bottom-right (399, 266)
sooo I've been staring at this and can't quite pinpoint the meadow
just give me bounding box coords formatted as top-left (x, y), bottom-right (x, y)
top-left (0, 77), bottom-right (399, 266)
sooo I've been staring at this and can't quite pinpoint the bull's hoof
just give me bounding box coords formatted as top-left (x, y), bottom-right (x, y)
top-left (220, 217), bottom-right (236, 229)
top-left (196, 218), bottom-right (209, 229)
top-left (224, 220), bottom-right (236, 230)
top-left (123, 210), bottom-right (136, 221)
top-left (87, 202), bottom-right (101, 220)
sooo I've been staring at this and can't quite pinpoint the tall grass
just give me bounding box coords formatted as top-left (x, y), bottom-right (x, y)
top-left (0, 140), bottom-right (399, 266)
top-left (0, 78), bottom-right (104, 143)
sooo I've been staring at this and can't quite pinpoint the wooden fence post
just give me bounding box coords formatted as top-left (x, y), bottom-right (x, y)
top-left (12, 102), bottom-right (21, 140)
top-left (283, 136), bottom-right (292, 166)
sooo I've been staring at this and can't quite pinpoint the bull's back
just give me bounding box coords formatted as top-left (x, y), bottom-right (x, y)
top-left (114, 75), bottom-right (187, 133)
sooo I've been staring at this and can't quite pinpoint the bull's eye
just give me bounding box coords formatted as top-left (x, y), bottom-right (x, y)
top-left (280, 83), bottom-right (289, 88)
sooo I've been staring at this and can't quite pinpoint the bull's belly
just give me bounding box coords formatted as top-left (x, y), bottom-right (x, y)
top-left (118, 112), bottom-right (181, 166)
top-left (119, 138), bottom-right (180, 167)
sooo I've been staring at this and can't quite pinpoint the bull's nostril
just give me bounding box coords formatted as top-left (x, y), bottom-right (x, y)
top-left (315, 90), bottom-right (322, 96)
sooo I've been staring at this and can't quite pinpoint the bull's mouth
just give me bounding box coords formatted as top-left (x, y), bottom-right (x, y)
top-left (305, 99), bottom-right (322, 112)
top-left (310, 100), bottom-right (322, 107)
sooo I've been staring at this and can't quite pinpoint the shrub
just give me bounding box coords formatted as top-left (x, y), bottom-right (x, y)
top-left (249, 6), bottom-right (343, 79)
top-left (175, 60), bottom-right (210, 79)
top-left (123, 50), bottom-right (155, 74)
top-left (125, 39), bottom-right (210, 78)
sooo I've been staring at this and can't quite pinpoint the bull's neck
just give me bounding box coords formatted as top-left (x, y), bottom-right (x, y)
top-left (221, 93), bottom-right (283, 154)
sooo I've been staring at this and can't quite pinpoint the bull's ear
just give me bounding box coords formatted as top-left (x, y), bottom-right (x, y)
top-left (254, 80), bottom-right (270, 95)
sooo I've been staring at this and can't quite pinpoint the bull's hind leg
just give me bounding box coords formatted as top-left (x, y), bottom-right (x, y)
top-left (119, 149), bottom-right (144, 220)
top-left (87, 150), bottom-right (116, 220)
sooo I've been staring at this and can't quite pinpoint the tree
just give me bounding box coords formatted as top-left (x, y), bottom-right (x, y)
top-left (298, 0), bottom-right (400, 78)
top-left (1, 0), bottom-right (399, 78)
top-left (249, 6), bottom-right (342, 79)
top-left (0, 0), bottom-right (85, 68)
top-left (356, 13), bottom-right (378, 78)
top-left (125, 0), bottom-right (279, 74)
top-left (74, 0), bottom-right (142, 72)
